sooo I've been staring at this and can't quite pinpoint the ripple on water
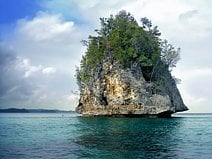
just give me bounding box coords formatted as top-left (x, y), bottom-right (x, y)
top-left (0, 113), bottom-right (212, 159)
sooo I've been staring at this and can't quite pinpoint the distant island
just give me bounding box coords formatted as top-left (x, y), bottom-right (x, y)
top-left (0, 108), bottom-right (74, 113)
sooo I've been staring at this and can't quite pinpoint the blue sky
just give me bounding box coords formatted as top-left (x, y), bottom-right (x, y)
top-left (0, 0), bottom-right (40, 37)
top-left (0, 0), bottom-right (212, 112)
top-left (0, 0), bottom-right (41, 23)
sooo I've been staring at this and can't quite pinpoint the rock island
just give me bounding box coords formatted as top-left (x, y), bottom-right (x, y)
top-left (75, 11), bottom-right (188, 117)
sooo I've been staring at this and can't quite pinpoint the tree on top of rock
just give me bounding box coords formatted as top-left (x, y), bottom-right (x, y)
top-left (76, 10), bottom-right (181, 88)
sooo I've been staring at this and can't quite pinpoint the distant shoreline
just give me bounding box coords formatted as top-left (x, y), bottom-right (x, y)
top-left (0, 108), bottom-right (75, 113)
top-left (0, 108), bottom-right (211, 115)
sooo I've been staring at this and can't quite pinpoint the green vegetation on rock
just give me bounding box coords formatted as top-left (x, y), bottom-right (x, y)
top-left (76, 10), bottom-right (180, 88)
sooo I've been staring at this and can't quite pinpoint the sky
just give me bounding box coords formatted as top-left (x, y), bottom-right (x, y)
top-left (0, 0), bottom-right (212, 112)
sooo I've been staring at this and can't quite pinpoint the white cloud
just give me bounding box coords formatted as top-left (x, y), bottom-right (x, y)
top-left (20, 58), bottom-right (42, 78)
top-left (179, 10), bottom-right (198, 22)
top-left (42, 67), bottom-right (56, 75)
top-left (11, 11), bottom-right (85, 75)
top-left (2, 0), bottom-right (212, 112)
top-left (39, 94), bottom-right (47, 100)
top-left (173, 67), bottom-right (212, 112)
top-left (1, 11), bottom-right (84, 110)
top-left (65, 94), bottom-right (79, 101)
top-left (16, 58), bottom-right (56, 78)
top-left (121, 0), bottom-right (212, 42)
top-left (17, 12), bottom-right (74, 41)
top-left (173, 67), bottom-right (212, 81)
top-left (123, 0), bottom-right (191, 21)
top-left (0, 48), bottom-right (75, 110)
top-left (75, 0), bottom-right (99, 9)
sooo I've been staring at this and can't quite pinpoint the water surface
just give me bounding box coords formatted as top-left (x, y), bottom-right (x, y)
top-left (0, 113), bottom-right (212, 159)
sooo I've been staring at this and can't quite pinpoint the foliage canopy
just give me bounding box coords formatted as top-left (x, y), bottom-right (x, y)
top-left (76, 10), bottom-right (180, 88)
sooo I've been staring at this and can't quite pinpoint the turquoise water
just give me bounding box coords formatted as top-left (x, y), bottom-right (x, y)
top-left (0, 113), bottom-right (212, 159)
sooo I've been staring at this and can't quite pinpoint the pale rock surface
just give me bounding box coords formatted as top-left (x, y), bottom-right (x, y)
top-left (76, 60), bottom-right (188, 117)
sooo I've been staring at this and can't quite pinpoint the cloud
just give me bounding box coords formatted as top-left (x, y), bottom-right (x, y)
top-left (1, 0), bottom-right (212, 112)
top-left (179, 10), bottom-right (198, 22)
top-left (10, 11), bottom-right (85, 67)
top-left (40, 0), bottom-right (133, 33)
top-left (173, 67), bottom-right (212, 112)
top-left (0, 44), bottom-right (72, 110)
top-left (0, 45), bottom-right (35, 100)
top-left (0, 11), bottom-right (85, 110)
top-left (0, 46), bottom-right (16, 67)
top-left (42, 67), bottom-right (56, 75)
top-left (65, 94), bottom-right (79, 101)
top-left (118, 0), bottom-right (212, 42)
top-left (17, 12), bottom-right (74, 41)
top-left (15, 58), bottom-right (57, 78)
top-left (18, 58), bottom-right (42, 78)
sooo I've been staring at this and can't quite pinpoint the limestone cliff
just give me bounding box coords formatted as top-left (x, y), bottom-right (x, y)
top-left (75, 11), bottom-right (188, 117)
top-left (76, 59), bottom-right (188, 117)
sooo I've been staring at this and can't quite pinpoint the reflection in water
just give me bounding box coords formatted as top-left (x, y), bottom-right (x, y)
top-left (1, 114), bottom-right (212, 159)
top-left (74, 117), bottom-right (183, 159)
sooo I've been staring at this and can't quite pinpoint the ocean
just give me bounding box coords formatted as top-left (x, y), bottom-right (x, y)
top-left (0, 113), bottom-right (212, 159)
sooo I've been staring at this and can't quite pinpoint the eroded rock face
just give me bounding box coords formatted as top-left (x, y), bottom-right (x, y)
top-left (76, 61), bottom-right (188, 117)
